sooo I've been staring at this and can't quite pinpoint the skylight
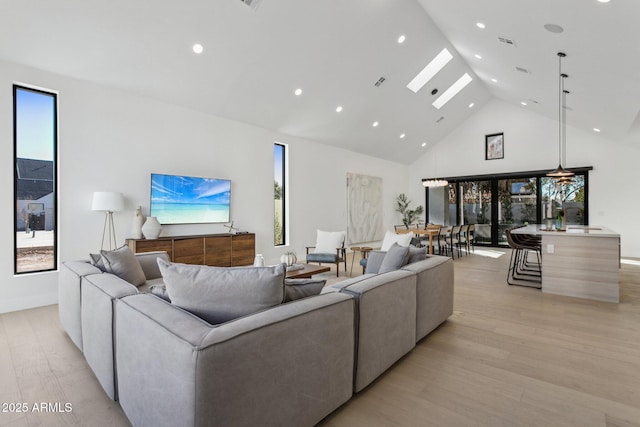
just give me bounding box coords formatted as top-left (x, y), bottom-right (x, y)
top-left (432, 73), bottom-right (473, 109)
top-left (406, 48), bottom-right (453, 94)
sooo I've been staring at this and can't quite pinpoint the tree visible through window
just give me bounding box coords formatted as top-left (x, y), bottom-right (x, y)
top-left (274, 143), bottom-right (286, 246)
top-left (14, 85), bottom-right (57, 274)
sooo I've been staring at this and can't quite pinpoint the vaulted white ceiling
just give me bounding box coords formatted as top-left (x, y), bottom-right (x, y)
top-left (1, 0), bottom-right (637, 164)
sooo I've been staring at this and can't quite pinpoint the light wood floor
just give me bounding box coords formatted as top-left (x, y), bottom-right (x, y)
top-left (2, 249), bottom-right (640, 426)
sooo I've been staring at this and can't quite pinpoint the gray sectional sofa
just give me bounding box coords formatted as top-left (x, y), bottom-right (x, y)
top-left (58, 249), bottom-right (453, 427)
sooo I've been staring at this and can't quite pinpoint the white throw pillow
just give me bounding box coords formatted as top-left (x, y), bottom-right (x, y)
top-left (314, 230), bottom-right (345, 254)
top-left (380, 230), bottom-right (414, 251)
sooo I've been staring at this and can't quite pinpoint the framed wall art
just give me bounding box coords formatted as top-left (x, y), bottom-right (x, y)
top-left (485, 132), bottom-right (504, 160)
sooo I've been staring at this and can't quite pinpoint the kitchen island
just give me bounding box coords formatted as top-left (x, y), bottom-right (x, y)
top-left (511, 224), bottom-right (620, 303)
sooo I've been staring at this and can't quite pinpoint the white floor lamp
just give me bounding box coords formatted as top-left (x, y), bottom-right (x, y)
top-left (92, 191), bottom-right (124, 251)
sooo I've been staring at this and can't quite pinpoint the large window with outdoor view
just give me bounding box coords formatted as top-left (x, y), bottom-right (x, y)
top-left (14, 85), bottom-right (58, 274)
top-left (426, 168), bottom-right (590, 247)
top-left (274, 143), bottom-right (287, 246)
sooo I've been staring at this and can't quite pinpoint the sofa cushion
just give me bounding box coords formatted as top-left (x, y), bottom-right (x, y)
top-left (378, 243), bottom-right (411, 274)
top-left (100, 245), bottom-right (146, 287)
top-left (380, 230), bottom-right (413, 251)
top-left (157, 259), bottom-right (286, 324)
top-left (314, 230), bottom-right (345, 254)
top-left (284, 278), bottom-right (326, 302)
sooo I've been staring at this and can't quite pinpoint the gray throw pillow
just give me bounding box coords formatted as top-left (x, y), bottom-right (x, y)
top-left (378, 243), bottom-right (410, 274)
top-left (364, 251), bottom-right (385, 274)
top-left (100, 245), bottom-right (146, 286)
top-left (158, 259), bottom-right (286, 325)
top-left (89, 253), bottom-right (106, 272)
top-left (284, 279), bottom-right (326, 302)
top-left (406, 245), bottom-right (427, 265)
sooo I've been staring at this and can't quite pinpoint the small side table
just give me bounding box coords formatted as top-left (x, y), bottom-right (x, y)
top-left (350, 246), bottom-right (373, 275)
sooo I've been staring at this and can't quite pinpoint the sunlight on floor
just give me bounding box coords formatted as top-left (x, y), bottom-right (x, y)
top-left (473, 248), bottom-right (506, 259)
top-left (621, 258), bottom-right (640, 266)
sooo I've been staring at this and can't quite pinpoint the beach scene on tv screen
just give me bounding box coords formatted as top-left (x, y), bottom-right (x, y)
top-left (151, 174), bottom-right (231, 224)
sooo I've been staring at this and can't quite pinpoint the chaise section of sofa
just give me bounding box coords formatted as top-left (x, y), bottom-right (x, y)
top-left (59, 251), bottom-right (170, 400)
top-left (326, 269), bottom-right (417, 392)
top-left (115, 291), bottom-right (356, 427)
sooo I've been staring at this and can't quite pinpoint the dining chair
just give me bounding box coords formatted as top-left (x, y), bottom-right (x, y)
top-left (436, 226), bottom-right (450, 256)
top-left (447, 225), bottom-right (462, 259)
top-left (467, 224), bottom-right (476, 253)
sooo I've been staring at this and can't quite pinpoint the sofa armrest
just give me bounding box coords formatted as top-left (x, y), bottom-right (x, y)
top-left (135, 251), bottom-right (170, 280)
top-left (58, 261), bottom-right (102, 351)
top-left (115, 293), bottom-right (355, 427)
top-left (401, 255), bottom-right (454, 341)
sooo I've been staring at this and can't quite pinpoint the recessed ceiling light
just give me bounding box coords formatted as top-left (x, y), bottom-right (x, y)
top-left (521, 101), bottom-right (528, 106)
top-left (294, 88), bottom-right (302, 96)
top-left (336, 105), bottom-right (343, 113)
top-left (544, 24), bottom-right (564, 34)
top-left (474, 54), bottom-right (482, 59)
top-left (406, 48), bottom-right (453, 93)
top-left (432, 73), bottom-right (473, 110)
top-left (476, 22), bottom-right (486, 29)
top-left (192, 43), bottom-right (204, 54)
top-left (400, 133), bottom-right (406, 139)
top-left (597, 0), bottom-right (610, 3)
top-left (398, 34), bottom-right (406, 44)
top-left (491, 78), bottom-right (498, 83)
top-left (421, 142), bottom-right (427, 147)
top-left (469, 102), bottom-right (475, 108)
top-left (593, 128), bottom-right (601, 132)
top-left (372, 121), bottom-right (379, 127)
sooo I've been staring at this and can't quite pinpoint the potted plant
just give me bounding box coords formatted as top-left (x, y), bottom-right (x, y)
top-left (395, 193), bottom-right (424, 227)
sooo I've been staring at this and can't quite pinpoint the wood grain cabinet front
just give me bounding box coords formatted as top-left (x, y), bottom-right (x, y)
top-left (126, 233), bottom-right (255, 267)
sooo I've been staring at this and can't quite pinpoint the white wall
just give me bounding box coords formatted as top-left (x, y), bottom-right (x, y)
top-left (0, 60), bottom-right (409, 313)
top-left (408, 98), bottom-right (640, 257)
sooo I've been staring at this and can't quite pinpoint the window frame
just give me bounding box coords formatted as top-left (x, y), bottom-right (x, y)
top-left (274, 142), bottom-right (287, 246)
top-left (13, 84), bottom-right (59, 275)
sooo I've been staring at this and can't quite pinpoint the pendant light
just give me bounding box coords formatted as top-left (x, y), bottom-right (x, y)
top-left (422, 178), bottom-right (449, 187)
top-left (547, 52), bottom-right (575, 179)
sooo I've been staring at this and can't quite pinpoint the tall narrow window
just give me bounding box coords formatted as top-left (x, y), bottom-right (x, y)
top-left (14, 85), bottom-right (58, 274)
top-left (274, 143), bottom-right (286, 246)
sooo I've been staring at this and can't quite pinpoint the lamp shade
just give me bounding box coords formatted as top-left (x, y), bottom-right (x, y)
top-left (92, 192), bottom-right (124, 212)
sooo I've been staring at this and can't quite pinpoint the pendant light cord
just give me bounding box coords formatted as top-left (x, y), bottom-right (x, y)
top-left (558, 53), bottom-right (563, 166)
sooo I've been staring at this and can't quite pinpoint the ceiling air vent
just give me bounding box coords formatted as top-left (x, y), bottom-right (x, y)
top-left (240, 0), bottom-right (262, 10)
top-left (374, 77), bottom-right (386, 87)
top-left (498, 37), bottom-right (517, 47)
top-left (516, 66), bottom-right (531, 74)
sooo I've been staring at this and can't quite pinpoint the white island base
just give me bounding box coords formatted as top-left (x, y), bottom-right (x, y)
top-left (512, 225), bottom-right (620, 303)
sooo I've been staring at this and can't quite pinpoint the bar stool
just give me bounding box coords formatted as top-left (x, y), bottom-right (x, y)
top-left (505, 228), bottom-right (541, 288)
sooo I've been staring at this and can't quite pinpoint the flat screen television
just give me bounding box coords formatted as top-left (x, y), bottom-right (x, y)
top-left (150, 173), bottom-right (231, 225)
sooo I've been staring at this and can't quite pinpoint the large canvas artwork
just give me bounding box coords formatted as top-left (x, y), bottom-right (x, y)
top-left (347, 173), bottom-right (384, 244)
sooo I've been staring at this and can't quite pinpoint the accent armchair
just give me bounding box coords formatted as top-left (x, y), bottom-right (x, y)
top-left (305, 230), bottom-right (347, 277)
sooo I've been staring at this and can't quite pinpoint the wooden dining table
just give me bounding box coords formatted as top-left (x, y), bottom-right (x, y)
top-left (396, 227), bottom-right (445, 254)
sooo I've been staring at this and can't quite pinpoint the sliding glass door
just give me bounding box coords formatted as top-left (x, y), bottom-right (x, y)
top-left (425, 168), bottom-right (590, 247)
top-left (497, 177), bottom-right (537, 245)
top-left (460, 180), bottom-right (492, 244)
